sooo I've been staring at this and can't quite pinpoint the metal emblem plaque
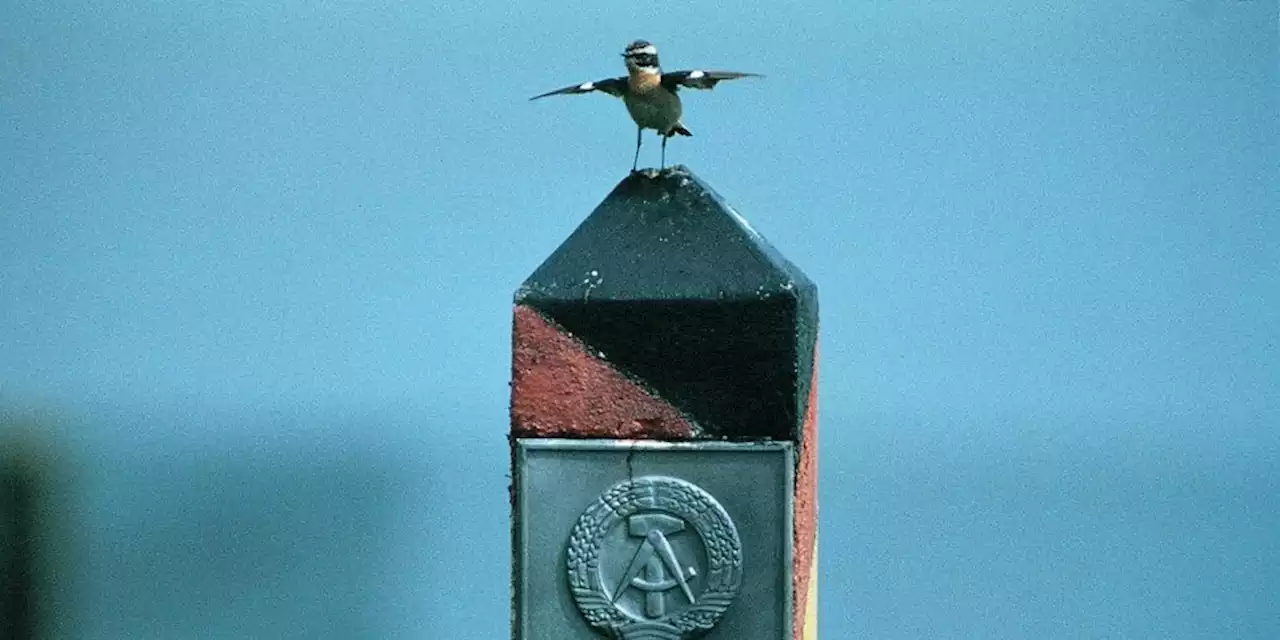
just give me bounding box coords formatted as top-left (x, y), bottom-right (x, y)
top-left (515, 439), bottom-right (793, 639)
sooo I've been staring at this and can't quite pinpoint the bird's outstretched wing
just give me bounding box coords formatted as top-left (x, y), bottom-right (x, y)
top-left (661, 70), bottom-right (762, 92)
top-left (529, 77), bottom-right (628, 100)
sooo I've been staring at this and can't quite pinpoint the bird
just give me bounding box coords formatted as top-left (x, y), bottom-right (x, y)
top-left (530, 40), bottom-right (761, 172)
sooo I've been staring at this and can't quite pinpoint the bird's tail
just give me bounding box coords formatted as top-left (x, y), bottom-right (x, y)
top-left (670, 124), bottom-right (693, 137)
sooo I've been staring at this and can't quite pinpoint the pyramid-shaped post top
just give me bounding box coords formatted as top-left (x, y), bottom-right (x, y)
top-left (517, 166), bottom-right (814, 304)
top-left (514, 166), bottom-right (818, 441)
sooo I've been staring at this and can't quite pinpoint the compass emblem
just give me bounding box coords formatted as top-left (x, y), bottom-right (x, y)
top-left (566, 475), bottom-right (743, 640)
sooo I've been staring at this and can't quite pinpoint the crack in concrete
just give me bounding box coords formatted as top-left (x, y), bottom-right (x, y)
top-left (625, 442), bottom-right (638, 484)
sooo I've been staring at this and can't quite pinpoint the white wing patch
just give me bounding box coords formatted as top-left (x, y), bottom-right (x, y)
top-left (688, 70), bottom-right (705, 80)
top-left (578, 82), bottom-right (595, 91)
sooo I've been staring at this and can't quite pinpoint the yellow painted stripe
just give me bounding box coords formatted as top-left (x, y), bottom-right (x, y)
top-left (802, 533), bottom-right (818, 639)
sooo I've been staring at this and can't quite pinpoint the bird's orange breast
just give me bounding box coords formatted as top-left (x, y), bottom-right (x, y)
top-left (627, 69), bottom-right (663, 93)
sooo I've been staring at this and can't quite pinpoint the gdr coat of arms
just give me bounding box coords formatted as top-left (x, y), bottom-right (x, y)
top-left (566, 475), bottom-right (743, 640)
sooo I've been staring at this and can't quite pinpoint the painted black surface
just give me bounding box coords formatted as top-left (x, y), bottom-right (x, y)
top-left (517, 167), bottom-right (819, 440)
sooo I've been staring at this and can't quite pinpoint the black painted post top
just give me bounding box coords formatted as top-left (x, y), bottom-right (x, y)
top-left (516, 166), bottom-right (818, 441)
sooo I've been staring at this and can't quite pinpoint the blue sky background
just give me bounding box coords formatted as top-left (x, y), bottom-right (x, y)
top-left (2, 1), bottom-right (1277, 637)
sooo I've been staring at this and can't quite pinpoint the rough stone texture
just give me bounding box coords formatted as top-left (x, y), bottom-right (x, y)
top-left (510, 304), bottom-right (695, 440)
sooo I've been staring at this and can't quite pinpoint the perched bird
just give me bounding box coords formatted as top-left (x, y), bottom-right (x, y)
top-left (530, 40), bottom-right (761, 172)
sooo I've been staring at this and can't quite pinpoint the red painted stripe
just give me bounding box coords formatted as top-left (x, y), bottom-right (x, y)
top-left (511, 304), bottom-right (695, 439)
top-left (792, 341), bottom-right (819, 639)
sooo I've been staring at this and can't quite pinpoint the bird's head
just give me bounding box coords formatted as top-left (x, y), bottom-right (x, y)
top-left (622, 40), bottom-right (660, 74)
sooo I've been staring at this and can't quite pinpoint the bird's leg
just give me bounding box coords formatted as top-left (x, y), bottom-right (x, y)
top-left (632, 127), bottom-right (642, 172)
top-left (660, 134), bottom-right (668, 170)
